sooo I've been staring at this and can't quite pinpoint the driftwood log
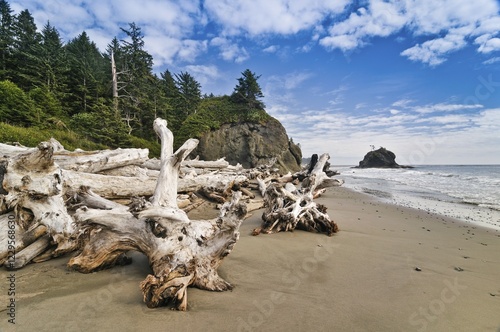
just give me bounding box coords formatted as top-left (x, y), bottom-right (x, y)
top-left (0, 141), bottom-right (77, 270)
top-left (253, 153), bottom-right (341, 236)
top-left (67, 118), bottom-right (247, 310)
top-left (0, 130), bottom-right (249, 271)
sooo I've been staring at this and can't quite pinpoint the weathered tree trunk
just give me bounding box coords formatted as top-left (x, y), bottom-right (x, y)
top-left (68, 118), bottom-right (247, 310)
top-left (0, 142), bottom-right (77, 265)
top-left (142, 157), bottom-right (230, 171)
top-left (53, 148), bottom-right (149, 173)
top-left (62, 169), bottom-right (247, 199)
top-left (111, 50), bottom-right (119, 116)
top-left (253, 153), bottom-right (340, 236)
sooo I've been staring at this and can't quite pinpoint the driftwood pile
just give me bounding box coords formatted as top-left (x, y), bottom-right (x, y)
top-left (253, 153), bottom-right (341, 236)
top-left (0, 118), bottom-right (342, 310)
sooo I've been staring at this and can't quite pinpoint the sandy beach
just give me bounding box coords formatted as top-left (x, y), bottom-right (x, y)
top-left (1, 186), bottom-right (499, 332)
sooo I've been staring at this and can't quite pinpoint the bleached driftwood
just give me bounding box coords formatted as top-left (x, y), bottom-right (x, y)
top-left (53, 148), bottom-right (149, 173)
top-left (68, 118), bottom-right (247, 310)
top-left (0, 143), bottom-right (31, 157)
top-left (253, 153), bottom-right (340, 236)
top-left (1, 140), bottom-right (149, 174)
top-left (99, 165), bottom-right (158, 178)
top-left (0, 142), bottom-right (77, 269)
top-left (62, 170), bottom-right (247, 199)
top-left (142, 157), bottom-right (230, 171)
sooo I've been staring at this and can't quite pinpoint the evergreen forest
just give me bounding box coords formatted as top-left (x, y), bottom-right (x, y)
top-left (0, 0), bottom-right (269, 156)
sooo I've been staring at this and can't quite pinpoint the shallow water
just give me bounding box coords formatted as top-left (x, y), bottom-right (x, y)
top-left (335, 165), bottom-right (500, 231)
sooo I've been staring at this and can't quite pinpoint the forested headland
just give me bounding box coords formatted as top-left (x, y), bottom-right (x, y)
top-left (0, 0), bottom-right (269, 156)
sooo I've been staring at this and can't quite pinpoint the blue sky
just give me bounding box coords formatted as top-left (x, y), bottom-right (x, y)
top-left (10, 0), bottom-right (500, 165)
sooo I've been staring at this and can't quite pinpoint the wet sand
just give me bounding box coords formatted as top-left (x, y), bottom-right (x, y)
top-left (1, 187), bottom-right (499, 331)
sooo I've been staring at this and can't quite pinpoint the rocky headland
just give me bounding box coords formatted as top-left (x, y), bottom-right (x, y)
top-left (193, 117), bottom-right (302, 173)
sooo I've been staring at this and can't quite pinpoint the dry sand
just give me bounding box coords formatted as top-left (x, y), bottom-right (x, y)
top-left (1, 187), bottom-right (499, 332)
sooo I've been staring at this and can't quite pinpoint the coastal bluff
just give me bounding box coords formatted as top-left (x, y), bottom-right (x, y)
top-left (193, 117), bottom-right (302, 173)
top-left (356, 147), bottom-right (412, 168)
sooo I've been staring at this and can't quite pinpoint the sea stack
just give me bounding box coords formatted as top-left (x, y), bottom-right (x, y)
top-left (357, 147), bottom-right (411, 168)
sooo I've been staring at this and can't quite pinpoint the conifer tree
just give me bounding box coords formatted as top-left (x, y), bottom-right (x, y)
top-left (0, 0), bottom-right (14, 80)
top-left (232, 69), bottom-right (265, 111)
top-left (11, 9), bottom-right (41, 90)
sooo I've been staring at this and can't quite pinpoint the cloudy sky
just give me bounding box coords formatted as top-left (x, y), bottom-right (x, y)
top-left (10, 0), bottom-right (500, 165)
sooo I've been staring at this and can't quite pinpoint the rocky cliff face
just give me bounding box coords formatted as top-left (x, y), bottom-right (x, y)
top-left (193, 117), bottom-right (302, 173)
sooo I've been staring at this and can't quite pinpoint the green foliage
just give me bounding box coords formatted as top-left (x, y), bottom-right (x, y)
top-left (0, 1), bottom-right (275, 154)
top-left (10, 9), bottom-right (41, 90)
top-left (69, 100), bottom-right (129, 147)
top-left (125, 135), bottom-right (160, 158)
top-left (174, 71), bottom-right (201, 120)
top-left (0, 0), bottom-right (14, 80)
top-left (0, 121), bottom-right (105, 150)
top-left (231, 69), bottom-right (265, 110)
top-left (65, 31), bottom-right (109, 115)
top-left (29, 86), bottom-right (65, 120)
top-left (0, 80), bottom-right (37, 125)
top-left (175, 95), bottom-right (271, 147)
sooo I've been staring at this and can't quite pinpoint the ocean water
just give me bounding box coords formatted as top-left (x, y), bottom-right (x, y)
top-left (334, 165), bottom-right (500, 231)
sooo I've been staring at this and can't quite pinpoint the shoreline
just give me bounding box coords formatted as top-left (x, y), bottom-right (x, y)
top-left (1, 186), bottom-right (499, 331)
top-left (343, 183), bottom-right (500, 232)
top-left (336, 165), bottom-right (500, 232)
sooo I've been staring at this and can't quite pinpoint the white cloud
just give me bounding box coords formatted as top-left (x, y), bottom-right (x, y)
top-left (401, 33), bottom-right (467, 66)
top-left (210, 37), bottom-right (249, 63)
top-left (392, 99), bottom-right (415, 108)
top-left (476, 37), bottom-right (500, 53)
top-left (412, 103), bottom-right (483, 114)
top-left (11, 0), bottom-right (206, 67)
top-left (270, 100), bottom-right (499, 164)
top-left (183, 65), bottom-right (220, 88)
top-left (263, 45), bottom-right (279, 53)
top-left (204, 0), bottom-right (349, 36)
top-left (320, 0), bottom-right (500, 65)
top-left (483, 57), bottom-right (500, 65)
top-left (14, 0), bottom-right (500, 69)
top-left (320, 1), bottom-right (407, 51)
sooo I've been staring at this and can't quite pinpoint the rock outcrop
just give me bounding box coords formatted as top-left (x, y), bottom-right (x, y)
top-left (357, 147), bottom-right (411, 168)
top-left (193, 117), bottom-right (302, 173)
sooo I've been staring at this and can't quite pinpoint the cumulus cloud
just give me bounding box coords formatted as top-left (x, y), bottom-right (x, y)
top-left (320, 0), bottom-right (500, 65)
top-left (263, 45), bottom-right (279, 53)
top-left (320, 1), bottom-right (407, 51)
top-left (12, 0), bottom-right (500, 68)
top-left (476, 36), bottom-right (500, 53)
top-left (210, 37), bottom-right (249, 63)
top-left (204, 0), bottom-right (349, 36)
top-left (10, 0), bottom-right (205, 67)
top-left (400, 33), bottom-right (467, 66)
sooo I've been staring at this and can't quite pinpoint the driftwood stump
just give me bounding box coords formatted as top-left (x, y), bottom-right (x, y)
top-left (0, 141), bottom-right (77, 269)
top-left (68, 118), bottom-right (247, 310)
top-left (253, 153), bottom-right (340, 236)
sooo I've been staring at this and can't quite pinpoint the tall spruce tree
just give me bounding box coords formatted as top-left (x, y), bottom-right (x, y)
top-left (11, 9), bottom-right (41, 90)
top-left (232, 69), bottom-right (265, 111)
top-left (116, 23), bottom-right (154, 137)
top-left (0, 0), bottom-right (14, 80)
top-left (65, 31), bottom-right (108, 114)
top-left (175, 71), bottom-right (201, 119)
